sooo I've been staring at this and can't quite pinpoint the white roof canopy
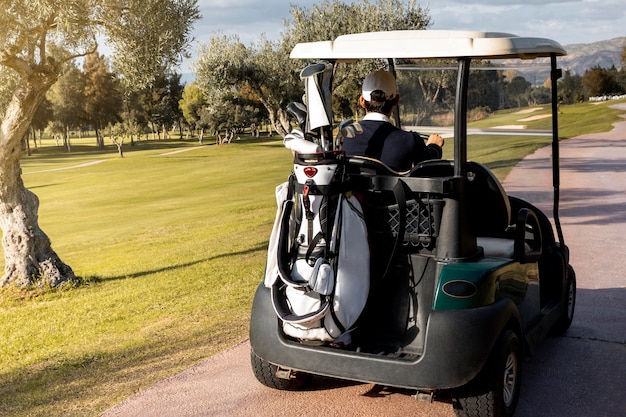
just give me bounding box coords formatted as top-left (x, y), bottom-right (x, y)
top-left (290, 30), bottom-right (566, 61)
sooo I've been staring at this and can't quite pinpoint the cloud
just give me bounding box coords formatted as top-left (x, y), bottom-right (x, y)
top-left (179, 0), bottom-right (625, 72)
top-left (196, 0), bottom-right (293, 29)
top-left (192, 0), bottom-right (311, 46)
top-left (429, 0), bottom-right (625, 45)
top-left (192, 0), bottom-right (624, 46)
top-left (440, 0), bottom-right (572, 4)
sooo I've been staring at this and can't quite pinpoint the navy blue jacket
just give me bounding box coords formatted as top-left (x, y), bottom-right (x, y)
top-left (342, 120), bottom-right (442, 172)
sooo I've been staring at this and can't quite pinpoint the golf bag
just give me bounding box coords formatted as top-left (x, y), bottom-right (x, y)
top-left (264, 62), bottom-right (369, 343)
top-left (265, 145), bottom-right (369, 343)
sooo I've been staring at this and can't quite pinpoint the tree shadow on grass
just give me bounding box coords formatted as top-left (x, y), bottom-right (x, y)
top-left (87, 243), bottom-right (270, 284)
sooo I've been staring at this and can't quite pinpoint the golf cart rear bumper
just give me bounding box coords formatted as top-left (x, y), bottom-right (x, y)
top-left (249, 284), bottom-right (517, 390)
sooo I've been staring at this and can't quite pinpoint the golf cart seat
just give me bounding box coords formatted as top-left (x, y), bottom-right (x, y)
top-left (410, 159), bottom-right (511, 237)
top-left (346, 155), bottom-right (408, 176)
top-left (410, 159), bottom-right (519, 258)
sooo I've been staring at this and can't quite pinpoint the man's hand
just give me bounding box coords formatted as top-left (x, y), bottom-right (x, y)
top-left (427, 134), bottom-right (444, 148)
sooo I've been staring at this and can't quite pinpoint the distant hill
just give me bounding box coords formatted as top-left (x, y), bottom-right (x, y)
top-left (500, 37), bottom-right (624, 85)
top-left (561, 37), bottom-right (625, 75)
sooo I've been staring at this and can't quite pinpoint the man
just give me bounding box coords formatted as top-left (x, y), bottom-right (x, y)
top-left (342, 70), bottom-right (445, 172)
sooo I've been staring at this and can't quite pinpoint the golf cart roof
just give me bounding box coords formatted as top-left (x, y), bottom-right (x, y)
top-left (290, 30), bottom-right (566, 61)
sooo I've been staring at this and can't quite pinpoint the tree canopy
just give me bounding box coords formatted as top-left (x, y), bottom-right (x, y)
top-left (83, 53), bottom-right (123, 148)
top-left (0, 0), bottom-right (200, 287)
top-left (582, 66), bottom-right (625, 98)
top-left (194, 0), bottom-right (431, 136)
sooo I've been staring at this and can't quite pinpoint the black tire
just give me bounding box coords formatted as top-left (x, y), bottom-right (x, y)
top-left (453, 329), bottom-right (522, 417)
top-left (250, 349), bottom-right (311, 391)
top-left (552, 265), bottom-right (576, 335)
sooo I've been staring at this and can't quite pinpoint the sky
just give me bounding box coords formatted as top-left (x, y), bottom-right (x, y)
top-left (180, 0), bottom-right (626, 73)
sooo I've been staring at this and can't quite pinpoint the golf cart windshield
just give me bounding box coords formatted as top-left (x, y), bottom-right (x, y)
top-left (290, 31), bottom-right (566, 163)
top-left (393, 59), bottom-right (556, 177)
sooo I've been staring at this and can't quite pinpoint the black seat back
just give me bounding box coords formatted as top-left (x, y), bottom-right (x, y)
top-left (410, 160), bottom-right (511, 237)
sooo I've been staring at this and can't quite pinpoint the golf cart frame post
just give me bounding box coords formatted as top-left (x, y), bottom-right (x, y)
top-left (550, 55), bottom-right (565, 245)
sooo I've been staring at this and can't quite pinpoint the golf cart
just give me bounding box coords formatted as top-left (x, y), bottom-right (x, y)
top-left (249, 31), bottom-right (576, 417)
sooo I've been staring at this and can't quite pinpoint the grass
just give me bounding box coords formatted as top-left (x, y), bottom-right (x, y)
top-left (463, 100), bottom-right (626, 178)
top-left (0, 136), bottom-right (294, 416)
top-left (0, 98), bottom-right (624, 416)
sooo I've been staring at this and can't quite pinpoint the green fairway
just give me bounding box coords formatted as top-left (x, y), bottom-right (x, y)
top-left (0, 98), bottom-right (624, 416)
top-left (0, 136), bottom-right (294, 416)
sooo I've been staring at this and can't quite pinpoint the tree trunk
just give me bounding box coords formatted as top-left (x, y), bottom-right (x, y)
top-left (64, 125), bottom-right (71, 152)
top-left (257, 95), bottom-right (290, 137)
top-left (267, 108), bottom-right (289, 137)
top-left (0, 69), bottom-right (75, 287)
top-left (95, 128), bottom-right (105, 149)
top-left (23, 131), bottom-right (31, 156)
top-left (276, 108), bottom-right (292, 136)
top-left (33, 128), bottom-right (38, 149)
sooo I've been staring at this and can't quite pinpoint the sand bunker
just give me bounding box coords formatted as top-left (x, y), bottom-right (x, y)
top-left (513, 107), bottom-right (542, 114)
top-left (493, 125), bottom-right (527, 130)
top-left (518, 114), bottom-right (551, 122)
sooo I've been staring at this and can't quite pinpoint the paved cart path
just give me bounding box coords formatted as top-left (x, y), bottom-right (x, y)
top-left (102, 104), bottom-right (626, 417)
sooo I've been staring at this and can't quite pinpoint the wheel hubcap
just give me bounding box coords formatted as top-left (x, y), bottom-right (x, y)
top-left (503, 352), bottom-right (518, 407)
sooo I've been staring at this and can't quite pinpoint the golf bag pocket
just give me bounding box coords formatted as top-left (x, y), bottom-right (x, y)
top-left (264, 182), bottom-right (290, 288)
top-left (308, 258), bottom-right (334, 295)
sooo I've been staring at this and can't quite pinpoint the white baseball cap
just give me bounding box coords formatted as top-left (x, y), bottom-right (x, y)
top-left (362, 70), bottom-right (397, 101)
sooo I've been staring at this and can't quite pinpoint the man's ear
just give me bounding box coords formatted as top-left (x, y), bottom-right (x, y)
top-left (359, 95), bottom-right (367, 109)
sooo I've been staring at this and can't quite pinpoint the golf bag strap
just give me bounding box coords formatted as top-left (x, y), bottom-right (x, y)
top-left (302, 183), bottom-right (315, 245)
top-left (276, 199), bottom-right (330, 289)
top-left (271, 282), bottom-right (331, 324)
top-left (286, 174), bottom-right (305, 251)
top-left (382, 179), bottom-right (408, 279)
top-left (328, 303), bottom-right (346, 334)
top-left (276, 199), bottom-right (305, 288)
top-left (305, 232), bottom-right (325, 262)
top-left (292, 181), bottom-right (348, 196)
top-left (287, 173), bottom-right (296, 199)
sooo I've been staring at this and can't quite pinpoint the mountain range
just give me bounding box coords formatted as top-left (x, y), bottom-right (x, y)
top-left (560, 37), bottom-right (625, 75)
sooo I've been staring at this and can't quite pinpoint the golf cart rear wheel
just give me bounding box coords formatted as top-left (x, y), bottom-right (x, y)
top-left (453, 329), bottom-right (522, 417)
top-left (250, 349), bottom-right (311, 391)
top-left (551, 265), bottom-right (576, 335)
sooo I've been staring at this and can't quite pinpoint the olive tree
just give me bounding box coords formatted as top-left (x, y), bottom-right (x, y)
top-left (286, 0), bottom-right (432, 98)
top-left (83, 53), bottom-right (123, 149)
top-left (195, 34), bottom-right (300, 136)
top-left (179, 82), bottom-right (207, 141)
top-left (0, 0), bottom-right (200, 287)
top-left (46, 64), bottom-right (86, 152)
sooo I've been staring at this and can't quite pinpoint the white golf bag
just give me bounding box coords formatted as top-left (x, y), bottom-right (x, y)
top-left (264, 62), bottom-right (369, 344)
top-left (265, 142), bottom-right (369, 343)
